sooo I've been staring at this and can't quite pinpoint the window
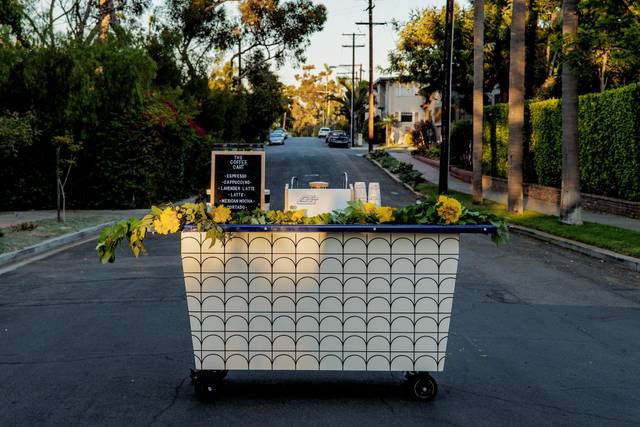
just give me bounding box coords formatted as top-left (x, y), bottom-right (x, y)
top-left (400, 112), bottom-right (413, 123)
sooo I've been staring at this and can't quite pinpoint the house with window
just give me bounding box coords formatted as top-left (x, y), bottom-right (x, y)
top-left (374, 77), bottom-right (428, 144)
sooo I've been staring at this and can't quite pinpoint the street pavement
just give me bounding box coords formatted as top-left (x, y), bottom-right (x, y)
top-left (1, 137), bottom-right (639, 426)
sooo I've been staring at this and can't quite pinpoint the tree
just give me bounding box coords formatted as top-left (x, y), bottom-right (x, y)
top-left (560, 0), bottom-right (582, 224)
top-left (507, 0), bottom-right (526, 214)
top-left (577, 0), bottom-right (640, 92)
top-left (54, 134), bottom-right (82, 221)
top-left (472, 0), bottom-right (485, 204)
top-left (17, 0), bottom-right (150, 47)
top-left (380, 114), bottom-right (398, 146)
top-left (332, 79), bottom-right (369, 138)
top-left (388, 6), bottom-right (474, 112)
top-left (161, 0), bottom-right (326, 82)
top-left (286, 65), bottom-right (341, 135)
top-left (244, 52), bottom-right (286, 143)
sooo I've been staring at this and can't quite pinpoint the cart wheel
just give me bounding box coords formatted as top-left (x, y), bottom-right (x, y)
top-left (407, 372), bottom-right (438, 402)
top-left (213, 370), bottom-right (228, 381)
top-left (191, 371), bottom-right (222, 402)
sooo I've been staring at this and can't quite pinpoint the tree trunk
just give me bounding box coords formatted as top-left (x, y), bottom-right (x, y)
top-left (560, 0), bottom-right (582, 225)
top-left (56, 146), bottom-right (61, 222)
top-left (599, 50), bottom-right (608, 92)
top-left (472, 0), bottom-right (485, 204)
top-left (98, 0), bottom-right (111, 42)
top-left (508, 0), bottom-right (526, 214)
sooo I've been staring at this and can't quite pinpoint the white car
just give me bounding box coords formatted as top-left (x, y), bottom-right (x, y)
top-left (269, 130), bottom-right (286, 145)
top-left (318, 127), bottom-right (331, 138)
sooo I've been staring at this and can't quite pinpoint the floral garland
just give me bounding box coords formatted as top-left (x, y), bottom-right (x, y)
top-left (96, 196), bottom-right (508, 263)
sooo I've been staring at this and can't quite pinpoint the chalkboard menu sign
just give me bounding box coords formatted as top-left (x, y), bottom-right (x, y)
top-left (211, 151), bottom-right (265, 212)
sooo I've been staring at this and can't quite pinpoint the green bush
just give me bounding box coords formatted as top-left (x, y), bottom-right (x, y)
top-left (482, 84), bottom-right (640, 201)
top-left (399, 169), bottom-right (424, 188)
top-left (391, 162), bottom-right (415, 175)
top-left (380, 156), bottom-right (400, 170)
top-left (483, 104), bottom-right (509, 178)
top-left (578, 85), bottom-right (640, 200)
top-left (529, 99), bottom-right (562, 187)
top-left (370, 149), bottom-right (389, 160)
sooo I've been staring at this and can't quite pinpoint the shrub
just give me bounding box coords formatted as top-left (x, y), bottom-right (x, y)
top-left (390, 162), bottom-right (415, 175)
top-left (529, 99), bottom-right (562, 187)
top-left (482, 84), bottom-right (640, 201)
top-left (399, 169), bottom-right (425, 188)
top-left (380, 156), bottom-right (400, 170)
top-left (370, 149), bottom-right (389, 160)
top-left (410, 120), bottom-right (438, 149)
top-left (483, 104), bottom-right (509, 178)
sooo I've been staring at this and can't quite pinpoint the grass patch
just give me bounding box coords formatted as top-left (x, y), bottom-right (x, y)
top-left (415, 182), bottom-right (640, 258)
top-left (0, 215), bottom-right (122, 254)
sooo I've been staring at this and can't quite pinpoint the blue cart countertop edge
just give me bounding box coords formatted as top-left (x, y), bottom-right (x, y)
top-left (183, 224), bottom-right (497, 234)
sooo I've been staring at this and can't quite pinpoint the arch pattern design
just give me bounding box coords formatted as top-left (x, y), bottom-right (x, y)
top-left (181, 231), bottom-right (459, 372)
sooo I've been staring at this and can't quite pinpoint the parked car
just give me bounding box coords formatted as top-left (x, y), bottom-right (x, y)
top-left (318, 127), bottom-right (331, 138)
top-left (327, 130), bottom-right (350, 148)
top-left (273, 128), bottom-right (288, 139)
top-left (269, 129), bottom-right (286, 145)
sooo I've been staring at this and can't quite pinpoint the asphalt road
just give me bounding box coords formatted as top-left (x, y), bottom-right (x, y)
top-left (1, 137), bottom-right (640, 426)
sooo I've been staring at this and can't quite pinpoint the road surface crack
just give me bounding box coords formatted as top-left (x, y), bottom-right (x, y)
top-left (148, 375), bottom-right (188, 426)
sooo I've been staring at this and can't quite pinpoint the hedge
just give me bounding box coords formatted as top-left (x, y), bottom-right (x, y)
top-left (481, 83), bottom-right (640, 201)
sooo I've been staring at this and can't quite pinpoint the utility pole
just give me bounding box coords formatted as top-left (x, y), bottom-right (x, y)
top-left (238, 37), bottom-right (242, 87)
top-left (339, 64), bottom-right (364, 83)
top-left (439, 0), bottom-right (455, 194)
top-left (357, 1), bottom-right (386, 152)
top-left (233, 26), bottom-right (243, 89)
top-left (342, 33), bottom-right (365, 147)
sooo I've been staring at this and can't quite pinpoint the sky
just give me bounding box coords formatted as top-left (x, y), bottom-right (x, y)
top-left (277, 0), bottom-right (453, 85)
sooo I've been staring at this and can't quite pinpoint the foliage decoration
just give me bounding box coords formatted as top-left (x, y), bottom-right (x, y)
top-left (96, 198), bottom-right (508, 263)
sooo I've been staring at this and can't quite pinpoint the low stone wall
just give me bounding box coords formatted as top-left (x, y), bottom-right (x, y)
top-left (413, 155), bottom-right (640, 219)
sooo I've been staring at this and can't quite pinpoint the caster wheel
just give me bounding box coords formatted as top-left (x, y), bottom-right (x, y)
top-left (213, 370), bottom-right (228, 381)
top-left (191, 370), bottom-right (224, 402)
top-left (406, 372), bottom-right (438, 402)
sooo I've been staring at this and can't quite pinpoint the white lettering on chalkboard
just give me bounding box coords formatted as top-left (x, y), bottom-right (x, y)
top-left (213, 151), bottom-right (264, 212)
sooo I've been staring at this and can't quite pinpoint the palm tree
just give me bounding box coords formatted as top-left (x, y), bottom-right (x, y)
top-left (331, 79), bottom-right (368, 136)
top-left (507, 0), bottom-right (526, 214)
top-left (472, 0), bottom-right (485, 204)
top-left (380, 115), bottom-right (399, 146)
top-left (560, 0), bottom-right (582, 224)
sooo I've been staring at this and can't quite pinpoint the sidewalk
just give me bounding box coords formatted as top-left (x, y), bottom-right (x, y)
top-left (389, 150), bottom-right (640, 232)
top-left (0, 197), bottom-right (197, 229)
top-left (0, 209), bottom-right (148, 228)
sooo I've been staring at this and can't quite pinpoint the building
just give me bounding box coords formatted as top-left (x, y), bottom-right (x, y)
top-left (374, 77), bottom-right (429, 144)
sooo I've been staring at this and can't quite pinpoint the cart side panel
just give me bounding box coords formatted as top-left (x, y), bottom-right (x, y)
top-left (181, 231), bottom-right (459, 372)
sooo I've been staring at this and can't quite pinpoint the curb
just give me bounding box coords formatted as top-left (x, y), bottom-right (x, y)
top-left (366, 156), bottom-right (423, 199)
top-left (0, 221), bottom-right (115, 270)
top-left (509, 225), bottom-right (640, 273)
top-left (367, 154), bottom-right (640, 273)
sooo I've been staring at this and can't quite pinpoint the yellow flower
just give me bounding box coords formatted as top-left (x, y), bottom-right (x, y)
top-left (363, 202), bottom-right (377, 215)
top-left (375, 206), bottom-right (396, 223)
top-left (291, 209), bottom-right (305, 222)
top-left (153, 208), bottom-right (180, 234)
top-left (437, 196), bottom-right (462, 224)
top-left (212, 205), bottom-right (232, 223)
